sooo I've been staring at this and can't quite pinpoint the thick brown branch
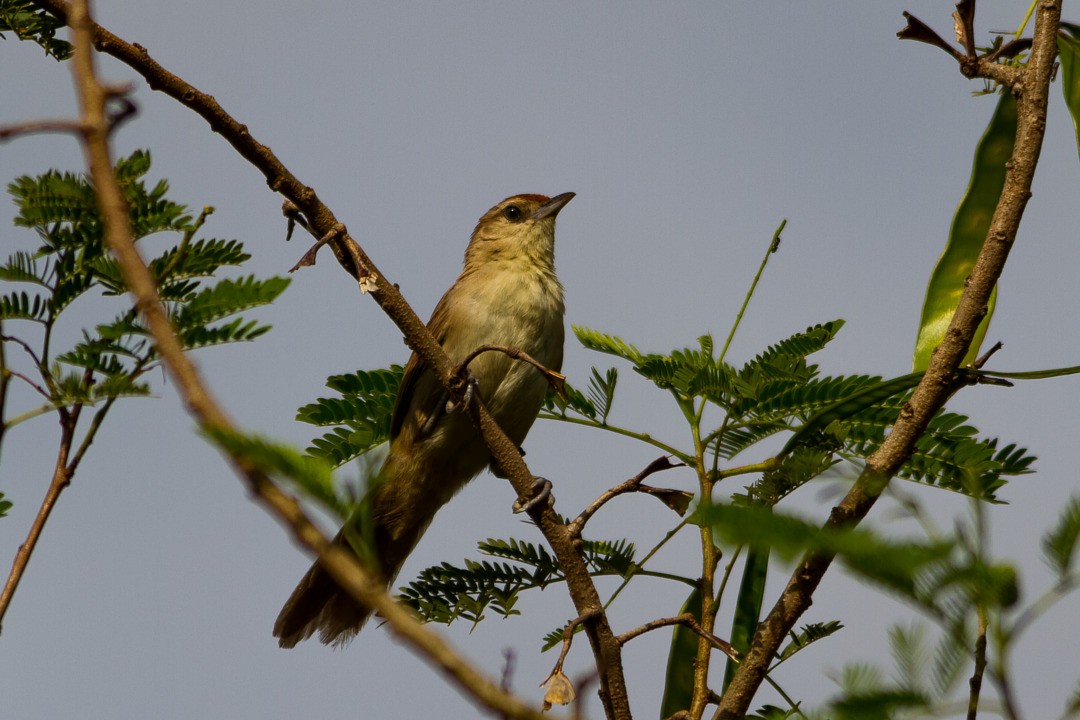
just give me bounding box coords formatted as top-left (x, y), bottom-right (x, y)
top-left (715, 3), bottom-right (1063, 718)
top-left (27, 1), bottom-right (631, 714)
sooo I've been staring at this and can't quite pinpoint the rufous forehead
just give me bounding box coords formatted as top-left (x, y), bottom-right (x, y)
top-left (505, 194), bottom-right (550, 205)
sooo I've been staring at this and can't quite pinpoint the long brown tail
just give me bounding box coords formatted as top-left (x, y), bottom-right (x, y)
top-left (272, 528), bottom-right (375, 648)
top-left (272, 484), bottom-right (434, 648)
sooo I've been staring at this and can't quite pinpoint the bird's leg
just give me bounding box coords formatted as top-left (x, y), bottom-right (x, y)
top-left (444, 367), bottom-right (481, 415)
top-left (513, 476), bottom-right (554, 516)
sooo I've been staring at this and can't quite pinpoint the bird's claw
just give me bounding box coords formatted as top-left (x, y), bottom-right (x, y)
top-left (445, 370), bottom-right (480, 414)
top-left (513, 476), bottom-right (553, 515)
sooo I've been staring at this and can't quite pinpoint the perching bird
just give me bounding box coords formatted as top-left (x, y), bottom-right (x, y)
top-left (274, 192), bottom-right (574, 647)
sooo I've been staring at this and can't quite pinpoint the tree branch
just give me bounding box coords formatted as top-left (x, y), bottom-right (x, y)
top-left (27, 1), bottom-right (631, 714)
top-left (617, 613), bottom-right (736, 661)
top-left (0, 407), bottom-right (75, 630)
top-left (568, 456), bottom-right (683, 537)
top-left (716, 3), bottom-right (1063, 717)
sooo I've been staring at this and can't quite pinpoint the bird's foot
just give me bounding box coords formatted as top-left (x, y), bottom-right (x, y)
top-left (445, 369), bottom-right (480, 415)
top-left (513, 476), bottom-right (553, 516)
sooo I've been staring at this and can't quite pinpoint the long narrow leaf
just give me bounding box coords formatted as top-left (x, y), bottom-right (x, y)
top-left (660, 587), bottom-right (702, 719)
top-left (723, 546), bottom-right (769, 692)
top-left (1059, 24), bottom-right (1080, 159)
top-left (913, 94), bottom-right (1017, 371)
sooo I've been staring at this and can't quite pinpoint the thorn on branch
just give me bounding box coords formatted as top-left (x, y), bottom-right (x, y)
top-left (952, 0), bottom-right (977, 57)
top-left (282, 199), bottom-right (310, 242)
top-left (986, 36), bottom-right (1032, 62)
top-left (973, 340), bottom-right (1004, 368)
top-left (288, 221), bottom-right (346, 273)
top-left (898, 11), bottom-right (965, 61)
top-left (103, 85), bottom-right (137, 134)
top-left (500, 648), bottom-right (516, 694)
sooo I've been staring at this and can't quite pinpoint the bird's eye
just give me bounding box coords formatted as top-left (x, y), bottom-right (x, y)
top-left (502, 205), bottom-right (524, 222)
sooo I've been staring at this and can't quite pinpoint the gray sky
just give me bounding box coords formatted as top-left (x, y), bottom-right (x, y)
top-left (3, 2), bottom-right (1079, 718)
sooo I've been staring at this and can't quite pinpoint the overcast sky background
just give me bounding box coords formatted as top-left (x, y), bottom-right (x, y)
top-left (3, 2), bottom-right (1080, 718)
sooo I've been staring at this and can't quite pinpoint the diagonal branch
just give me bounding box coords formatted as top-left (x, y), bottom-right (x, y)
top-left (715, 3), bottom-right (1063, 718)
top-left (28, 0), bottom-right (630, 714)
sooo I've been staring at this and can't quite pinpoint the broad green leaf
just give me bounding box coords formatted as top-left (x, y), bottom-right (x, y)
top-left (0, 492), bottom-right (12, 518)
top-left (913, 94), bottom-right (1017, 371)
top-left (659, 586), bottom-right (702, 719)
top-left (723, 545), bottom-right (769, 692)
top-left (1059, 24), bottom-right (1080, 160)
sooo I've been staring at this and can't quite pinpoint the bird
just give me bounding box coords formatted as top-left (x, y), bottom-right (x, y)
top-left (274, 192), bottom-right (574, 647)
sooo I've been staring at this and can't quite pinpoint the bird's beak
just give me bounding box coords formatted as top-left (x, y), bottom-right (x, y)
top-left (532, 192), bottom-right (575, 220)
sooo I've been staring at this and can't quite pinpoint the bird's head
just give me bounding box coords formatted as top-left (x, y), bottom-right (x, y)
top-left (464, 192), bottom-right (575, 271)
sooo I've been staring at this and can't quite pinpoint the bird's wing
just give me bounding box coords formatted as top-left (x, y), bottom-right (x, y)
top-left (389, 291), bottom-right (455, 441)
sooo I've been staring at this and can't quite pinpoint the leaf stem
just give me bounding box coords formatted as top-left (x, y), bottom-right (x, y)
top-left (717, 219), bottom-right (785, 366)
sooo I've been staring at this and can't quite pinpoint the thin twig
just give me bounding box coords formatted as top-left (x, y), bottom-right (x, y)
top-left (0, 323), bottom-right (9, 460)
top-left (717, 219), bottom-right (784, 365)
top-left (0, 334), bottom-right (45, 368)
top-left (616, 613), bottom-right (737, 661)
top-left (0, 119), bottom-right (83, 142)
top-left (716, 3), bottom-right (1063, 717)
top-left (967, 608), bottom-right (988, 720)
top-left (0, 410), bottom-right (75, 629)
top-left (455, 343), bottom-right (567, 397)
top-left (6, 370), bottom-right (52, 401)
top-left (568, 456), bottom-right (683, 537)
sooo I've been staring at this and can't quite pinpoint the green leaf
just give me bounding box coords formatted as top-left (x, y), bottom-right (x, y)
top-left (1043, 495), bottom-right (1080, 576)
top-left (0, 290), bottom-right (48, 322)
top-left (913, 94), bottom-right (1017, 371)
top-left (178, 317), bottom-right (272, 349)
top-left (543, 378), bottom-right (598, 419)
top-left (586, 367), bottom-right (617, 423)
top-left (172, 275), bottom-right (290, 328)
top-left (659, 586), bottom-right (701, 720)
top-left (0, 1), bottom-right (72, 59)
top-left (777, 620), bottom-right (844, 662)
top-left (696, 503), bottom-right (950, 600)
top-left (779, 372), bottom-right (924, 457)
top-left (573, 325), bottom-right (643, 364)
top-left (298, 366), bottom-right (403, 466)
top-left (0, 492), bottom-right (12, 518)
top-left (203, 427), bottom-right (345, 517)
top-left (1059, 24), bottom-right (1080, 161)
top-left (723, 545), bottom-right (769, 692)
top-left (739, 320), bottom-right (845, 385)
top-left (0, 251), bottom-right (48, 286)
